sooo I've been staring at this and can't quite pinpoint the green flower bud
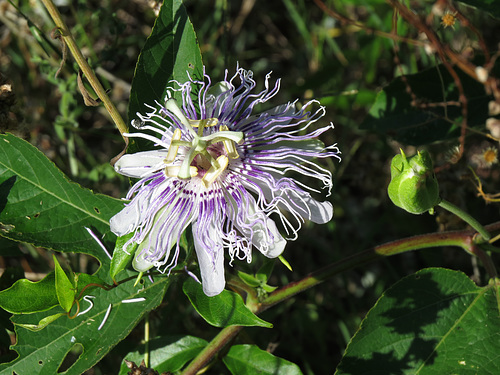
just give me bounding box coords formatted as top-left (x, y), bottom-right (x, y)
top-left (388, 150), bottom-right (440, 214)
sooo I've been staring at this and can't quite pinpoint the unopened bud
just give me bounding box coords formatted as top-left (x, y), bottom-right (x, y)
top-left (388, 150), bottom-right (440, 214)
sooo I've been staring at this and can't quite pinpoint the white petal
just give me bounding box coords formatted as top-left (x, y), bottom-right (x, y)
top-left (241, 175), bottom-right (333, 224)
top-left (192, 220), bottom-right (225, 297)
top-left (114, 150), bottom-right (169, 178)
top-left (251, 216), bottom-right (286, 258)
top-left (132, 251), bottom-right (155, 272)
top-left (110, 197), bottom-right (144, 236)
top-left (229, 193), bottom-right (286, 259)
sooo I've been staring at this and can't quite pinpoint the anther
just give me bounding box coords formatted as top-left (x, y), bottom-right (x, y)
top-left (219, 125), bottom-right (240, 159)
top-left (166, 165), bottom-right (198, 178)
top-left (165, 128), bottom-right (182, 164)
top-left (202, 155), bottom-right (229, 188)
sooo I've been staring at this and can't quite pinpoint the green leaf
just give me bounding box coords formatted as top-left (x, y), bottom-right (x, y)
top-left (223, 344), bottom-right (303, 375)
top-left (182, 278), bottom-right (272, 328)
top-left (0, 272), bottom-right (58, 314)
top-left (0, 270), bottom-right (172, 375)
top-left (110, 233), bottom-right (136, 281)
top-left (53, 255), bottom-right (76, 313)
top-left (361, 64), bottom-right (492, 145)
top-left (458, 0), bottom-right (500, 18)
top-left (335, 268), bottom-right (500, 374)
top-left (238, 271), bottom-right (261, 288)
top-left (128, 0), bottom-right (203, 150)
top-left (0, 133), bottom-right (124, 265)
top-left (118, 335), bottom-right (208, 374)
top-left (15, 313), bottom-right (65, 332)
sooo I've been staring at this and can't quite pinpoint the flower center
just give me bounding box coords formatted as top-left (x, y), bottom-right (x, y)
top-left (163, 99), bottom-right (244, 187)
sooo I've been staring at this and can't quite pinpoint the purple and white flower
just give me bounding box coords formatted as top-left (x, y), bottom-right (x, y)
top-left (110, 67), bottom-right (340, 296)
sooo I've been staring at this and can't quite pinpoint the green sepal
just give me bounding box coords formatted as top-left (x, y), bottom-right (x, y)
top-left (53, 255), bottom-right (76, 313)
top-left (0, 272), bottom-right (59, 314)
top-left (387, 149), bottom-right (440, 214)
top-left (110, 233), bottom-right (137, 282)
top-left (15, 313), bottom-right (66, 332)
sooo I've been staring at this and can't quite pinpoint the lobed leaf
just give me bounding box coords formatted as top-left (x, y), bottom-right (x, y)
top-left (182, 278), bottom-right (272, 328)
top-left (0, 133), bottom-right (124, 265)
top-left (0, 270), bottom-right (171, 375)
top-left (335, 268), bottom-right (500, 374)
top-left (223, 344), bottom-right (303, 375)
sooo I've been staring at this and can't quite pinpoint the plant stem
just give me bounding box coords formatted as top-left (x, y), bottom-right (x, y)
top-left (39, 0), bottom-right (128, 140)
top-left (260, 229), bottom-right (473, 310)
top-left (181, 325), bottom-right (243, 375)
top-left (438, 200), bottom-right (491, 240)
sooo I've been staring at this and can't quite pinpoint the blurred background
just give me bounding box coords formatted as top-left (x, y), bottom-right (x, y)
top-left (1, 0), bottom-right (499, 373)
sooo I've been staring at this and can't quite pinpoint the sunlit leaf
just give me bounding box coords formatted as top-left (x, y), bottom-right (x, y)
top-left (0, 272), bottom-right (58, 314)
top-left (128, 0), bottom-right (203, 150)
top-left (0, 134), bottom-right (123, 265)
top-left (15, 313), bottom-right (65, 332)
top-left (110, 233), bottom-right (136, 282)
top-left (53, 255), bottom-right (76, 313)
top-left (335, 268), bottom-right (500, 374)
top-left (0, 271), bottom-right (171, 374)
top-left (223, 344), bottom-right (303, 375)
top-left (182, 278), bottom-right (272, 328)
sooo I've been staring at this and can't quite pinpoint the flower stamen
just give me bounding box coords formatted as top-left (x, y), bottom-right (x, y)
top-left (165, 128), bottom-right (182, 164)
top-left (202, 155), bottom-right (229, 187)
top-left (219, 125), bottom-right (240, 159)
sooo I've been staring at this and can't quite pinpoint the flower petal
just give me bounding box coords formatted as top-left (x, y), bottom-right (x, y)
top-left (228, 191), bottom-right (286, 259)
top-left (114, 150), bottom-right (169, 178)
top-left (192, 220), bottom-right (225, 296)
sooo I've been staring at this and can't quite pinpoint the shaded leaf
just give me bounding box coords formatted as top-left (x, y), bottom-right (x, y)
top-left (118, 335), bottom-right (208, 374)
top-left (182, 278), bottom-right (272, 328)
top-left (0, 134), bottom-right (123, 265)
top-left (127, 0), bottom-right (203, 150)
top-left (458, 0), bottom-right (500, 18)
top-left (223, 344), bottom-right (303, 375)
top-left (0, 272), bottom-right (58, 314)
top-left (361, 64), bottom-right (491, 145)
top-left (335, 268), bottom-right (500, 374)
top-left (0, 270), bottom-right (171, 375)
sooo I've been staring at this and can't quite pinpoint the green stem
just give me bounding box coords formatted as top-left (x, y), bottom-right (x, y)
top-left (260, 229), bottom-right (473, 310)
top-left (438, 200), bottom-right (491, 240)
top-left (39, 0), bottom-right (128, 141)
top-left (181, 325), bottom-right (243, 375)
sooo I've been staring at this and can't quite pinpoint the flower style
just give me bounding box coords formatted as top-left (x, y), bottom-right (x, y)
top-left (110, 67), bottom-right (340, 296)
